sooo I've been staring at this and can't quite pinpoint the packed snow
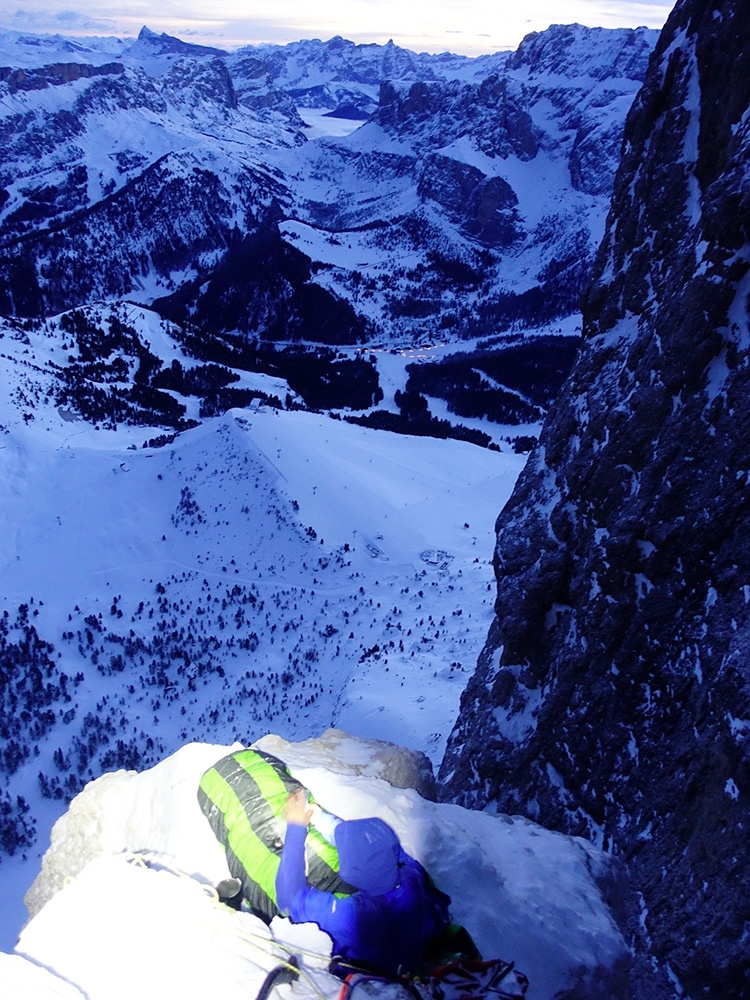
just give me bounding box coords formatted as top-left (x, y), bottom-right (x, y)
top-left (6, 734), bottom-right (627, 1000)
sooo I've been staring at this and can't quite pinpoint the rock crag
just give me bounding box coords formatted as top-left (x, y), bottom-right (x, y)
top-left (440, 1), bottom-right (750, 996)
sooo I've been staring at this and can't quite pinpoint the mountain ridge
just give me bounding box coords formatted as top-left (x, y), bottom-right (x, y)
top-left (0, 23), bottom-right (658, 352)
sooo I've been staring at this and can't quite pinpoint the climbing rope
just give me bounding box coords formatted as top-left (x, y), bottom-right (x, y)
top-left (122, 851), bottom-right (333, 1000)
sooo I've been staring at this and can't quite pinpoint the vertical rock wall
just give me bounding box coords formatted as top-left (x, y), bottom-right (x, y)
top-left (440, 1), bottom-right (750, 996)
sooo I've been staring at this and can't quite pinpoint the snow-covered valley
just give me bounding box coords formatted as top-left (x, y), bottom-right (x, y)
top-left (0, 302), bottom-right (532, 948)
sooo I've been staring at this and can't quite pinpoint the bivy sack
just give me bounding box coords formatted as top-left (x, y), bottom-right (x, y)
top-left (198, 748), bottom-right (357, 921)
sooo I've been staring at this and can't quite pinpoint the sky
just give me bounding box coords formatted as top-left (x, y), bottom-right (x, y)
top-left (1, 0), bottom-right (674, 56)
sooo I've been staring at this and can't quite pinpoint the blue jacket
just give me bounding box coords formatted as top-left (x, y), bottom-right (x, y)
top-left (276, 823), bottom-right (450, 974)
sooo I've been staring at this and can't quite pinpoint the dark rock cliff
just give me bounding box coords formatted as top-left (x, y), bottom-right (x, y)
top-left (376, 77), bottom-right (540, 161)
top-left (417, 153), bottom-right (521, 247)
top-left (440, 1), bottom-right (750, 997)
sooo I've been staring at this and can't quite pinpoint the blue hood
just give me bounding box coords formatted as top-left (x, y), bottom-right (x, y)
top-left (334, 818), bottom-right (400, 896)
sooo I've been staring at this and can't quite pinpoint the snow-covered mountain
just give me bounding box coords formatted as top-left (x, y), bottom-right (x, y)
top-left (0, 22), bottom-right (657, 350)
top-left (0, 19), bottom-right (672, 995)
top-left (440, 0), bottom-right (750, 996)
top-left (0, 20), bottom-right (660, 470)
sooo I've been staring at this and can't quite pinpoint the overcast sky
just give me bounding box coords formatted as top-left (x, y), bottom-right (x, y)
top-left (1, 1), bottom-right (675, 55)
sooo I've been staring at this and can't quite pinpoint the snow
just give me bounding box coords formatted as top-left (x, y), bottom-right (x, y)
top-left (0, 305), bottom-right (534, 954)
top-left (7, 736), bottom-right (626, 1000)
top-left (0, 30), bottom-right (128, 68)
top-left (724, 778), bottom-right (740, 801)
top-left (297, 108), bottom-right (368, 139)
top-left (680, 40), bottom-right (702, 227)
top-left (727, 714), bottom-right (750, 741)
top-left (436, 138), bottom-right (586, 233)
top-left (0, 953), bottom-right (84, 999)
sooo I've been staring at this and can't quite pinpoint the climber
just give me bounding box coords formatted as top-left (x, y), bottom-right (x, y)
top-left (199, 747), bottom-right (457, 973)
top-left (275, 788), bottom-right (451, 976)
top-left (199, 748), bottom-right (356, 922)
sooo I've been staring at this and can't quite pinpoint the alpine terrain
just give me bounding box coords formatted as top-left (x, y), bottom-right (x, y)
top-left (0, 9), bottom-right (724, 1000)
top-left (440, 0), bottom-right (750, 996)
top-left (0, 21), bottom-right (659, 433)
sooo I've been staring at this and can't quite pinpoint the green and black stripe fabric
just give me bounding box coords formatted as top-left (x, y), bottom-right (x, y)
top-left (198, 748), bottom-right (357, 921)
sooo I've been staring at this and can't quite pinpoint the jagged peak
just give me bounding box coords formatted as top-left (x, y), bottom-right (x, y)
top-left (510, 21), bottom-right (660, 81)
top-left (134, 25), bottom-right (227, 58)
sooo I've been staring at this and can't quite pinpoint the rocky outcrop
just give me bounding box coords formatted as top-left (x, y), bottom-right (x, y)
top-left (24, 731), bottom-right (438, 920)
top-left (162, 57), bottom-right (238, 111)
top-left (377, 77), bottom-right (540, 161)
top-left (255, 728), bottom-right (438, 800)
top-left (508, 22), bottom-right (654, 82)
top-left (0, 61), bottom-right (124, 93)
top-left (417, 154), bottom-right (521, 247)
top-left (440, 1), bottom-right (750, 997)
top-left (22, 734), bottom-right (626, 1000)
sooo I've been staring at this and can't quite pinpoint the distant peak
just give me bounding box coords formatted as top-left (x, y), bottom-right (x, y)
top-left (135, 25), bottom-right (227, 57)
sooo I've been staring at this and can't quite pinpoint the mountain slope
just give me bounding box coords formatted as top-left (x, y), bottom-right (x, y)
top-left (0, 24), bottom-right (657, 350)
top-left (0, 300), bottom-right (532, 948)
top-left (439, 1), bottom-right (750, 996)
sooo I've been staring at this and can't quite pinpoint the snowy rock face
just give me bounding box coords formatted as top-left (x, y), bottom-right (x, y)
top-left (440, 1), bottom-right (750, 996)
top-left (255, 728), bottom-right (438, 800)
top-left (376, 77), bottom-right (540, 163)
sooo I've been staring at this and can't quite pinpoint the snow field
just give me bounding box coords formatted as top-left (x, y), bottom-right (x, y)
top-left (296, 107), bottom-right (369, 139)
top-left (0, 308), bottom-right (528, 951)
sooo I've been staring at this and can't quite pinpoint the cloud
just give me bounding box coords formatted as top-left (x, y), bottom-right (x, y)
top-left (0, 1), bottom-right (673, 55)
top-left (578, 0), bottom-right (674, 28)
top-left (3, 6), bottom-right (118, 33)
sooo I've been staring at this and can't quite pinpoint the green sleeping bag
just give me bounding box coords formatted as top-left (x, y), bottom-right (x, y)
top-left (198, 748), bottom-right (356, 921)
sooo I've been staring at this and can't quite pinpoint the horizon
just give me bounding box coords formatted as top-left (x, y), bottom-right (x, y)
top-left (0, 1), bottom-right (674, 57)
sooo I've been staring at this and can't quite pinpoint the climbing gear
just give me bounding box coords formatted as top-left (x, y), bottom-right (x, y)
top-left (255, 955), bottom-right (300, 1000)
top-left (217, 876), bottom-right (243, 910)
top-left (426, 958), bottom-right (529, 1000)
top-left (338, 971), bottom-right (423, 1000)
top-left (334, 955), bottom-right (528, 1000)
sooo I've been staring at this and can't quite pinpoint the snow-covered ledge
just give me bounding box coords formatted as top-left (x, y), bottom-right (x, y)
top-left (14, 732), bottom-right (628, 1000)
